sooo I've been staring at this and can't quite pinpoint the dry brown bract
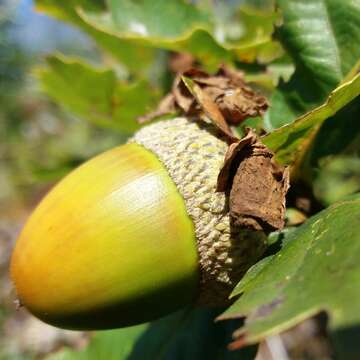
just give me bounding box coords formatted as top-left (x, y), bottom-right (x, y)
top-left (138, 66), bottom-right (268, 129)
top-left (218, 129), bottom-right (290, 233)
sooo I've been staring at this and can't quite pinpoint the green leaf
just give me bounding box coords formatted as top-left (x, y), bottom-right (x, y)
top-left (305, 95), bottom-right (360, 202)
top-left (47, 323), bottom-right (148, 360)
top-left (47, 308), bottom-right (256, 360)
top-left (231, 9), bottom-right (283, 64)
top-left (262, 73), bottom-right (360, 166)
top-left (36, 0), bottom-right (284, 70)
top-left (219, 195), bottom-right (360, 346)
top-left (35, 0), bottom-right (155, 74)
top-left (36, 55), bottom-right (157, 133)
top-left (265, 0), bottom-right (360, 130)
top-left (78, 0), bottom-right (231, 70)
top-left (208, 1), bottom-right (283, 64)
top-left (108, 0), bottom-right (209, 39)
top-left (313, 156), bottom-right (360, 206)
top-left (309, 97), bottom-right (360, 162)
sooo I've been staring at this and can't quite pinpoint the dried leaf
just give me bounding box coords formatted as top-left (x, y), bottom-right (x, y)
top-left (188, 66), bottom-right (244, 89)
top-left (215, 86), bottom-right (268, 125)
top-left (182, 76), bottom-right (238, 142)
top-left (138, 65), bottom-right (268, 126)
top-left (137, 72), bottom-right (198, 124)
top-left (190, 66), bottom-right (268, 125)
top-left (217, 129), bottom-right (290, 233)
top-left (217, 66), bottom-right (245, 87)
top-left (172, 74), bottom-right (197, 114)
top-left (217, 131), bottom-right (257, 192)
top-left (182, 67), bottom-right (211, 81)
top-left (191, 75), bottom-right (230, 89)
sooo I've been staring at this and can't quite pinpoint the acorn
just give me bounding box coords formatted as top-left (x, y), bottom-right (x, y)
top-left (10, 117), bottom-right (267, 330)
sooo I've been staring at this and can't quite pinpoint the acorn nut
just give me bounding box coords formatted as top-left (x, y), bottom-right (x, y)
top-left (10, 117), bottom-right (267, 330)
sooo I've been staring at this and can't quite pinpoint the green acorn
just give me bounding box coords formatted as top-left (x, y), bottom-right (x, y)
top-left (10, 117), bottom-right (267, 330)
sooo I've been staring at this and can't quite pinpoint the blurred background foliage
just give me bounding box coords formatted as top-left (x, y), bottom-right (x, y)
top-left (0, 0), bottom-right (359, 359)
top-left (0, 0), bottom-right (122, 209)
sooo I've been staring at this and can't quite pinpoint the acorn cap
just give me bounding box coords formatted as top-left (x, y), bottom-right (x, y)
top-left (10, 117), bottom-right (266, 330)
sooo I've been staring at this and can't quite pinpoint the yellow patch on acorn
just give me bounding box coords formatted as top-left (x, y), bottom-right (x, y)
top-left (11, 143), bottom-right (198, 330)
